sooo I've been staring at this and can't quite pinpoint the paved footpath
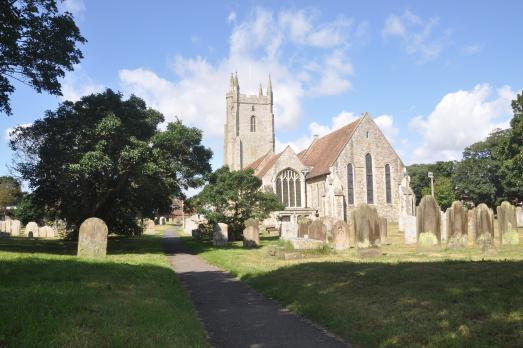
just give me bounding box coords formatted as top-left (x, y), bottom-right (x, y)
top-left (164, 228), bottom-right (349, 348)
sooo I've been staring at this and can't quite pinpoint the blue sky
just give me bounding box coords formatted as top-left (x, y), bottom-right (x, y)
top-left (2, 0), bottom-right (522, 179)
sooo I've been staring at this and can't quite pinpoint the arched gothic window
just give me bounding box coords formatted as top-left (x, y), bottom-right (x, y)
top-left (276, 169), bottom-right (302, 208)
top-left (385, 164), bottom-right (392, 204)
top-left (250, 115), bottom-right (256, 132)
top-left (365, 153), bottom-right (374, 204)
top-left (347, 163), bottom-right (354, 205)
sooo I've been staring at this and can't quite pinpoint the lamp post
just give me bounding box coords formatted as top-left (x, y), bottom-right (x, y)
top-left (428, 171), bottom-right (434, 197)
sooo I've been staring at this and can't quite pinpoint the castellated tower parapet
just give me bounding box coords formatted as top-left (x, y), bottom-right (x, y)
top-left (224, 73), bottom-right (275, 170)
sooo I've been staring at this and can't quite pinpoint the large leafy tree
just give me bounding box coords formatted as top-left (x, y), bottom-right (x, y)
top-left (421, 176), bottom-right (455, 210)
top-left (0, 176), bottom-right (22, 216)
top-left (191, 167), bottom-right (284, 240)
top-left (10, 89), bottom-right (212, 237)
top-left (0, 0), bottom-right (85, 115)
top-left (407, 161), bottom-right (455, 204)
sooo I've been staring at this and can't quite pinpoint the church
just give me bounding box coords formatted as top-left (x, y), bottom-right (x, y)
top-left (224, 74), bottom-right (415, 223)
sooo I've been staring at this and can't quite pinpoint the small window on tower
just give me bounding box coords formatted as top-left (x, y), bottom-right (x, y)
top-left (251, 105), bottom-right (255, 111)
top-left (250, 116), bottom-right (256, 132)
top-left (366, 131), bottom-right (369, 138)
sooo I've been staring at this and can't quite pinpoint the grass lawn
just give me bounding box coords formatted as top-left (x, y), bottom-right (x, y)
top-left (0, 225), bottom-right (208, 348)
top-left (182, 224), bottom-right (523, 348)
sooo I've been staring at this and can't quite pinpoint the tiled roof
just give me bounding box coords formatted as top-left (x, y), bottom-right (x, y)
top-left (255, 151), bottom-right (282, 178)
top-left (298, 118), bottom-right (361, 179)
top-left (246, 152), bottom-right (269, 171)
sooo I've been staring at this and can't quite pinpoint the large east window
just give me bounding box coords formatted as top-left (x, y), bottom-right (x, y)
top-left (275, 169), bottom-right (302, 208)
top-left (365, 153), bottom-right (373, 204)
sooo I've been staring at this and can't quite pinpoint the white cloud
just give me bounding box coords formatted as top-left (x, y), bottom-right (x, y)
top-left (4, 123), bottom-right (31, 142)
top-left (61, 0), bottom-right (86, 17)
top-left (374, 114), bottom-right (399, 143)
top-left (461, 44), bottom-right (482, 55)
top-left (410, 84), bottom-right (516, 163)
top-left (227, 11), bottom-right (237, 23)
top-left (61, 66), bottom-right (104, 102)
top-left (119, 7), bottom-right (363, 139)
top-left (382, 10), bottom-right (448, 62)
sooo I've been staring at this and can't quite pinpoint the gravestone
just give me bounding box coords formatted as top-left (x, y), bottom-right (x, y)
top-left (446, 201), bottom-right (468, 248)
top-left (297, 220), bottom-right (311, 238)
top-left (308, 220), bottom-right (327, 241)
top-left (10, 220), bottom-right (21, 237)
top-left (497, 201), bottom-right (519, 245)
top-left (516, 207), bottom-right (523, 228)
top-left (159, 216), bottom-right (166, 225)
top-left (280, 221), bottom-right (298, 240)
top-left (416, 196), bottom-right (441, 248)
top-left (213, 223), bottom-right (228, 246)
top-left (440, 211), bottom-right (447, 242)
top-left (184, 217), bottom-right (199, 236)
top-left (468, 208), bottom-right (475, 243)
top-left (77, 218), bottom-right (108, 258)
top-left (352, 203), bottom-right (381, 257)
top-left (243, 219), bottom-right (260, 247)
top-left (403, 215), bottom-right (417, 244)
top-left (25, 222), bottom-right (39, 238)
top-left (331, 220), bottom-right (350, 250)
top-left (39, 226), bottom-right (56, 238)
top-left (5, 220), bottom-right (12, 234)
top-left (289, 238), bottom-right (324, 250)
top-left (319, 216), bottom-right (335, 240)
top-left (379, 217), bottom-right (388, 245)
top-left (0, 221), bottom-right (4, 233)
top-left (144, 219), bottom-right (156, 235)
top-left (473, 203), bottom-right (495, 251)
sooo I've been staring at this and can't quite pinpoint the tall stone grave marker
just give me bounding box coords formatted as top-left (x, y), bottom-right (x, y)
top-left (77, 218), bottom-right (108, 258)
top-left (308, 220), bottom-right (327, 241)
top-left (10, 220), bottom-right (21, 236)
top-left (331, 220), bottom-right (350, 250)
top-left (352, 203), bottom-right (381, 257)
top-left (473, 203), bottom-right (495, 251)
top-left (516, 207), bottom-right (523, 227)
top-left (243, 218), bottom-right (260, 247)
top-left (497, 201), bottom-right (519, 245)
top-left (280, 221), bottom-right (298, 240)
top-left (213, 223), bottom-right (228, 246)
top-left (416, 195), bottom-right (441, 248)
top-left (26, 222), bottom-right (39, 238)
top-left (379, 217), bottom-right (388, 245)
top-left (403, 215), bottom-right (417, 244)
top-left (446, 201), bottom-right (468, 248)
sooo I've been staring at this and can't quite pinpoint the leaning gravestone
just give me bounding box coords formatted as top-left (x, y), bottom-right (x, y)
top-left (77, 218), bottom-right (108, 258)
top-left (10, 220), bottom-right (21, 237)
top-left (331, 220), bottom-right (350, 250)
top-left (497, 201), bottom-right (519, 245)
top-left (213, 223), bottom-right (228, 246)
top-left (473, 203), bottom-right (495, 252)
top-left (446, 201), bottom-right (468, 248)
top-left (379, 217), bottom-right (388, 245)
top-left (243, 218), bottom-right (260, 247)
top-left (516, 207), bottom-right (523, 228)
top-left (416, 196), bottom-right (441, 249)
top-left (297, 220), bottom-right (311, 238)
top-left (308, 220), bottom-right (327, 241)
top-left (25, 222), bottom-right (39, 238)
top-left (352, 203), bottom-right (381, 257)
top-left (144, 219), bottom-right (156, 235)
top-left (280, 221), bottom-right (298, 240)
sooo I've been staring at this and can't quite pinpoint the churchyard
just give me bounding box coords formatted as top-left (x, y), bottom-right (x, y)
top-left (183, 221), bottom-right (523, 347)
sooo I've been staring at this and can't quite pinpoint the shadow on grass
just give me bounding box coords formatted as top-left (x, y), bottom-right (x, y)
top-left (0, 234), bottom-right (170, 256)
top-left (239, 259), bottom-right (523, 348)
top-left (0, 256), bottom-right (208, 348)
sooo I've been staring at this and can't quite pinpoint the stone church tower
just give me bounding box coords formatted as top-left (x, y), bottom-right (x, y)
top-left (224, 73), bottom-right (275, 170)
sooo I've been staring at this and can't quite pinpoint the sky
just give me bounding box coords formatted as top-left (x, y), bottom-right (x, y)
top-left (2, 0), bottom-right (522, 181)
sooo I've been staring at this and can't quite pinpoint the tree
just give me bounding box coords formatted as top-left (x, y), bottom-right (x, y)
top-left (14, 193), bottom-right (46, 224)
top-left (0, 0), bottom-right (86, 115)
top-left (0, 176), bottom-right (22, 216)
top-left (421, 176), bottom-right (455, 210)
top-left (407, 161), bottom-right (455, 204)
top-left (191, 167), bottom-right (284, 240)
top-left (10, 89), bottom-right (212, 237)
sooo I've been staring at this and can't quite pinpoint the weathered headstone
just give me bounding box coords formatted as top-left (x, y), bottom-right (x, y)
top-left (403, 215), bottom-right (417, 244)
top-left (25, 222), bottom-right (39, 238)
top-left (416, 196), bottom-right (441, 248)
top-left (10, 220), bottom-right (21, 236)
top-left (440, 211), bottom-right (447, 242)
top-left (379, 217), bottom-right (388, 245)
top-left (159, 216), bottom-right (166, 225)
top-left (468, 208), bottom-right (475, 243)
top-left (319, 216), bottom-right (335, 240)
top-left (213, 223), bottom-right (228, 246)
top-left (297, 220), bottom-right (311, 238)
top-left (352, 203), bottom-right (381, 257)
top-left (5, 220), bottom-right (12, 234)
top-left (473, 203), bottom-right (495, 251)
top-left (144, 219), bottom-right (156, 235)
top-left (497, 201), bottom-right (519, 245)
top-left (184, 217), bottom-right (199, 236)
top-left (243, 219), bottom-right (260, 247)
top-left (0, 221), bottom-right (4, 233)
top-left (331, 220), bottom-right (350, 250)
top-left (446, 201), bottom-right (468, 248)
top-left (39, 226), bottom-right (56, 238)
top-left (516, 207), bottom-right (523, 228)
top-left (280, 221), bottom-right (298, 240)
top-left (308, 220), bottom-right (327, 241)
top-left (77, 217), bottom-right (108, 258)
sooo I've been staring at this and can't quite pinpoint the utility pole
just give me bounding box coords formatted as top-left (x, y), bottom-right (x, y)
top-left (428, 172), bottom-right (434, 197)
